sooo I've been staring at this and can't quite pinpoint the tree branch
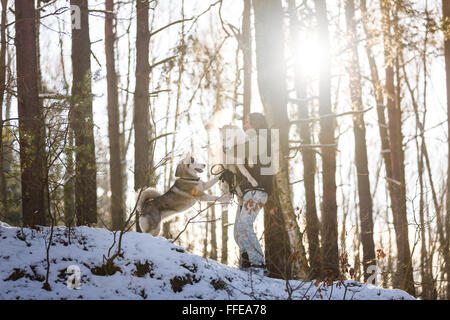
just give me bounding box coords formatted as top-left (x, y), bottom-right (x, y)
top-left (290, 107), bottom-right (373, 125)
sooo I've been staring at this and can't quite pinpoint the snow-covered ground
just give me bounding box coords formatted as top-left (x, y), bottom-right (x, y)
top-left (0, 221), bottom-right (414, 300)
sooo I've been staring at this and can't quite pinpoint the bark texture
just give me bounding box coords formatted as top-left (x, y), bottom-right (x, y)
top-left (252, 0), bottom-right (310, 279)
top-left (345, 0), bottom-right (376, 280)
top-left (314, 0), bottom-right (339, 278)
top-left (442, 0), bottom-right (450, 300)
top-left (71, 0), bottom-right (98, 225)
top-left (287, 0), bottom-right (322, 279)
top-left (105, 0), bottom-right (125, 230)
top-left (380, 0), bottom-right (415, 295)
top-left (134, 0), bottom-right (151, 192)
top-left (15, 0), bottom-right (47, 226)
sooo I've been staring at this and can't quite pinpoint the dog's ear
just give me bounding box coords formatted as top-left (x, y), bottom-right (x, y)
top-left (175, 163), bottom-right (184, 178)
top-left (181, 152), bottom-right (191, 165)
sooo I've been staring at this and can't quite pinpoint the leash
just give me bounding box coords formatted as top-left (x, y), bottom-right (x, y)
top-left (211, 163), bottom-right (239, 196)
top-left (210, 163), bottom-right (225, 176)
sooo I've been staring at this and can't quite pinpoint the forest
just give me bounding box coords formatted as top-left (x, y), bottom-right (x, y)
top-left (0, 0), bottom-right (449, 300)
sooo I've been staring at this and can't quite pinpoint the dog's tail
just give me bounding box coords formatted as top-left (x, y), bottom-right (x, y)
top-left (136, 188), bottom-right (161, 213)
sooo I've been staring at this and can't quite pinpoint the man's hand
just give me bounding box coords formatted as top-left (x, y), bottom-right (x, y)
top-left (219, 169), bottom-right (234, 184)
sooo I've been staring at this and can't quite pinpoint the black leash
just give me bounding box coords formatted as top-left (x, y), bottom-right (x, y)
top-left (210, 163), bottom-right (226, 176)
top-left (210, 163), bottom-right (238, 196)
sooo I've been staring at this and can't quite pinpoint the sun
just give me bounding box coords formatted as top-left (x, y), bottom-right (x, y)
top-left (295, 32), bottom-right (325, 78)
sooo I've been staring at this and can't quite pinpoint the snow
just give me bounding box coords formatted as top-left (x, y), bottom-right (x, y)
top-left (0, 221), bottom-right (415, 300)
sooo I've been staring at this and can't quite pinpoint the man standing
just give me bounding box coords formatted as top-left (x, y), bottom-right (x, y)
top-left (232, 113), bottom-right (274, 275)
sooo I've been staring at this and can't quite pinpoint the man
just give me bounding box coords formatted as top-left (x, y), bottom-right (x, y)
top-left (231, 112), bottom-right (274, 276)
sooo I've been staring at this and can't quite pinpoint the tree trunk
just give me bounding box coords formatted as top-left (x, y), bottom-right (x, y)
top-left (64, 130), bottom-right (76, 226)
top-left (221, 204), bottom-right (228, 264)
top-left (443, 0), bottom-right (450, 300)
top-left (287, 0), bottom-right (322, 279)
top-left (360, 0), bottom-right (393, 167)
top-left (210, 205), bottom-right (217, 260)
top-left (71, 0), bottom-right (97, 226)
top-left (402, 26), bottom-right (440, 297)
top-left (36, 0), bottom-right (43, 92)
top-left (134, 0), bottom-right (152, 232)
top-left (58, 13), bottom-right (75, 227)
top-left (264, 189), bottom-right (292, 279)
top-left (162, 69), bottom-right (173, 238)
top-left (134, 0), bottom-right (151, 193)
top-left (14, 0), bottom-right (46, 226)
top-left (120, 13), bottom-right (132, 226)
top-left (314, 0), bottom-right (339, 279)
top-left (167, 2), bottom-right (186, 188)
top-left (416, 122), bottom-right (431, 298)
top-left (360, 0), bottom-right (399, 263)
top-left (252, 0), bottom-right (309, 279)
top-left (203, 207), bottom-right (209, 258)
top-left (379, 0), bottom-right (415, 295)
top-left (36, 0), bottom-right (52, 229)
top-left (105, 0), bottom-right (124, 230)
top-left (242, 0), bottom-right (251, 122)
top-left (2, 58), bottom-right (14, 223)
top-left (344, 0), bottom-right (376, 280)
top-left (0, 0), bottom-right (7, 217)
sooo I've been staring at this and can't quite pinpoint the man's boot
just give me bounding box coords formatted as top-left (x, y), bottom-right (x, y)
top-left (240, 252), bottom-right (251, 270)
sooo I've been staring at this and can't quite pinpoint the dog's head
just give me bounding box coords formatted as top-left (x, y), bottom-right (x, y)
top-left (220, 125), bottom-right (247, 150)
top-left (175, 153), bottom-right (206, 179)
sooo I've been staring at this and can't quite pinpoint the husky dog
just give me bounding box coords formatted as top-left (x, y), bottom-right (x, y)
top-left (138, 154), bottom-right (229, 236)
top-left (219, 125), bottom-right (258, 198)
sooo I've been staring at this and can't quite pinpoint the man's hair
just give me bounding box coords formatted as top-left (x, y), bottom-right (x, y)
top-left (248, 112), bottom-right (269, 130)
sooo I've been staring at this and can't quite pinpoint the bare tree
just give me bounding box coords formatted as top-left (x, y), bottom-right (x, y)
top-left (15, 0), bottom-right (47, 226)
top-left (287, 0), bottom-right (322, 279)
top-left (344, 0), bottom-right (375, 280)
top-left (134, 0), bottom-right (152, 232)
top-left (379, 0), bottom-right (415, 295)
top-left (242, 0), bottom-right (251, 122)
top-left (0, 0), bottom-right (7, 216)
top-left (105, 0), bottom-right (125, 230)
top-left (314, 0), bottom-right (339, 279)
top-left (70, 0), bottom-right (98, 225)
top-left (442, 0), bottom-right (450, 299)
top-left (252, 0), bottom-right (309, 279)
